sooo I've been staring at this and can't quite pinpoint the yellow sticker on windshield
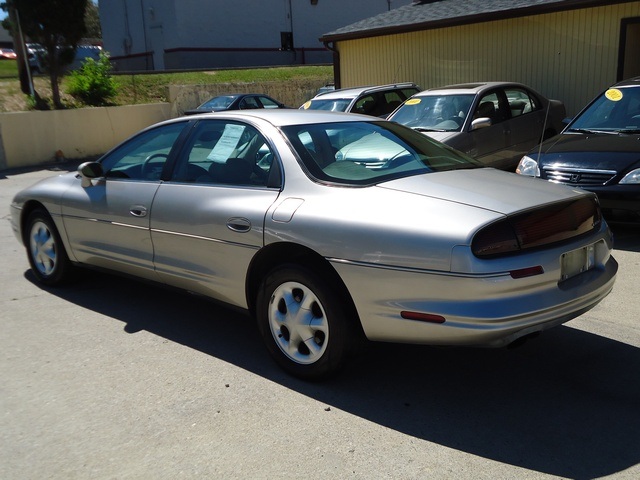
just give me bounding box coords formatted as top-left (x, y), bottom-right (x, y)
top-left (302, 101), bottom-right (311, 109)
top-left (605, 89), bottom-right (623, 101)
top-left (405, 98), bottom-right (421, 105)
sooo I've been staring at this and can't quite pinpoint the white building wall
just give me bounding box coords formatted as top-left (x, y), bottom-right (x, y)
top-left (99, 0), bottom-right (404, 70)
top-left (174, 0), bottom-right (290, 49)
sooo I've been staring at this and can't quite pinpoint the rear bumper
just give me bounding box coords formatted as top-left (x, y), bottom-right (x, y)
top-left (332, 227), bottom-right (617, 347)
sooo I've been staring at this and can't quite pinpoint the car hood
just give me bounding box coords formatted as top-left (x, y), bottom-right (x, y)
top-left (535, 132), bottom-right (640, 171)
top-left (378, 167), bottom-right (587, 215)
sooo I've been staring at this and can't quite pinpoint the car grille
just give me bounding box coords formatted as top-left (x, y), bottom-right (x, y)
top-left (542, 166), bottom-right (616, 186)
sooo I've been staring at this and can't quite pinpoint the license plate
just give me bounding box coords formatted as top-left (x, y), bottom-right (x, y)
top-left (561, 244), bottom-right (596, 281)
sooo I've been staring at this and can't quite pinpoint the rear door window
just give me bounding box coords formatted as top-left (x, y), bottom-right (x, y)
top-left (505, 87), bottom-right (540, 118)
top-left (170, 120), bottom-right (276, 187)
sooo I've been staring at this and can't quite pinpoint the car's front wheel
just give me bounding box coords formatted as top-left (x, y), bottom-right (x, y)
top-left (25, 208), bottom-right (74, 286)
top-left (256, 265), bottom-right (355, 380)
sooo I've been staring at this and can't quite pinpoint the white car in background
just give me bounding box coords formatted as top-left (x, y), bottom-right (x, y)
top-left (301, 82), bottom-right (420, 118)
top-left (27, 44), bottom-right (102, 74)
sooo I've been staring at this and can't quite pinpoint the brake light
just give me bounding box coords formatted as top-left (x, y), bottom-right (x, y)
top-left (472, 197), bottom-right (601, 258)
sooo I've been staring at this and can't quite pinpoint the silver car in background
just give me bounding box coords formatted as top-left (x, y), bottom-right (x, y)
top-left (10, 110), bottom-right (616, 379)
top-left (300, 82), bottom-right (420, 118)
top-left (388, 82), bottom-right (566, 170)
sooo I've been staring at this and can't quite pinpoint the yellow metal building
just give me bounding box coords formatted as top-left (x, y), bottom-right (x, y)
top-left (321, 0), bottom-right (640, 115)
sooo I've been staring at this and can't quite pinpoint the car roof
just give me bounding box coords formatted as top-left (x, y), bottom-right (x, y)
top-left (175, 109), bottom-right (374, 127)
top-left (314, 82), bottom-right (419, 100)
top-left (209, 94), bottom-right (242, 99)
top-left (416, 81), bottom-right (529, 96)
top-left (613, 76), bottom-right (640, 88)
top-left (209, 93), bottom-right (273, 99)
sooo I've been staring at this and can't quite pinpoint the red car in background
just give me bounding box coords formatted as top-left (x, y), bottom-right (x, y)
top-left (0, 48), bottom-right (17, 60)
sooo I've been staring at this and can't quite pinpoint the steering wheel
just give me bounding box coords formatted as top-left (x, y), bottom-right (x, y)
top-left (141, 153), bottom-right (168, 179)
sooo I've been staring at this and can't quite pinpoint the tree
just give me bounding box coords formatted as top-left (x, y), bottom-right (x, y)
top-left (84, 1), bottom-right (101, 40)
top-left (2, 0), bottom-right (88, 109)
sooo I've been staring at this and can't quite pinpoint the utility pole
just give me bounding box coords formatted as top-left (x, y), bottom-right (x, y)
top-left (6, 1), bottom-right (34, 95)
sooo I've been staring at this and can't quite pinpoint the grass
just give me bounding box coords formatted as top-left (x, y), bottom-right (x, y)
top-left (0, 59), bottom-right (19, 78)
top-left (0, 63), bottom-right (333, 111)
top-left (113, 65), bottom-right (333, 104)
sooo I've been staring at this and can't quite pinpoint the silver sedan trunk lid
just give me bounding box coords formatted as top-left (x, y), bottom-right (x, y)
top-left (378, 168), bottom-right (588, 215)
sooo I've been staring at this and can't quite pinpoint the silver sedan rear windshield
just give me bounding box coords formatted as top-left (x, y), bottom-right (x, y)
top-left (303, 98), bottom-right (352, 112)
top-left (281, 121), bottom-right (482, 185)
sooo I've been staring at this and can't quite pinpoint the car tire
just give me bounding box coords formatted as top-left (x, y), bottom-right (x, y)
top-left (25, 208), bottom-right (74, 286)
top-left (256, 264), bottom-right (355, 380)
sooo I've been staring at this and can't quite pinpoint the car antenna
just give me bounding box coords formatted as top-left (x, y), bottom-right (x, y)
top-left (538, 99), bottom-right (552, 163)
top-left (393, 64), bottom-right (402, 83)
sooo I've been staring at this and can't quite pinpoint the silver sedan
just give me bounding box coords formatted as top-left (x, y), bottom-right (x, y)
top-left (10, 110), bottom-right (617, 379)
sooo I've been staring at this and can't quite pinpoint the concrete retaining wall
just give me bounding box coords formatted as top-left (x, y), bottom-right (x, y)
top-left (0, 78), bottom-right (328, 172)
top-left (168, 78), bottom-right (326, 116)
top-left (0, 103), bottom-right (171, 171)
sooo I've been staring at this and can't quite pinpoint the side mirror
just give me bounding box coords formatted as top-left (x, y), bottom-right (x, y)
top-left (471, 117), bottom-right (492, 131)
top-left (78, 161), bottom-right (104, 188)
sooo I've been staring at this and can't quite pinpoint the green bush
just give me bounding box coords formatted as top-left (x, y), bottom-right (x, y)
top-left (66, 51), bottom-right (118, 106)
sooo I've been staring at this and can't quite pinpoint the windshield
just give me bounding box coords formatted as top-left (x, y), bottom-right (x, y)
top-left (281, 121), bottom-right (481, 186)
top-left (569, 86), bottom-right (640, 133)
top-left (302, 98), bottom-right (352, 112)
top-left (389, 94), bottom-right (474, 132)
top-left (199, 96), bottom-right (237, 110)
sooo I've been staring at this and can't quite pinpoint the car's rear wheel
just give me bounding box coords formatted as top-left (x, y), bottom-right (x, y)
top-left (256, 265), bottom-right (354, 380)
top-left (25, 208), bottom-right (74, 286)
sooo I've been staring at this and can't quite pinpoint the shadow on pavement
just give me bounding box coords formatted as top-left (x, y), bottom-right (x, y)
top-left (610, 224), bottom-right (640, 253)
top-left (28, 269), bottom-right (640, 479)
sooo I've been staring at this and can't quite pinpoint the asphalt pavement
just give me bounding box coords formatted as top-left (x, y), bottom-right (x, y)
top-left (1, 164), bottom-right (639, 479)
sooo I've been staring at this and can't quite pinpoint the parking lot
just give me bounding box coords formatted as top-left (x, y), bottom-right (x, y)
top-left (1, 164), bottom-right (639, 479)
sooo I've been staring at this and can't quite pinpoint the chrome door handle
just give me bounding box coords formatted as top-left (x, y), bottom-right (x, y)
top-left (129, 205), bottom-right (148, 217)
top-left (227, 217), bottom-right (251, 233)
